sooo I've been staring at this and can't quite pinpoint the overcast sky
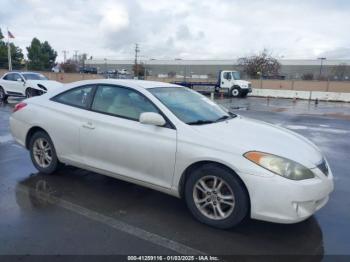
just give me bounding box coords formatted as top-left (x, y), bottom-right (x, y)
top-left (1, 0), bottom-right (349, 62)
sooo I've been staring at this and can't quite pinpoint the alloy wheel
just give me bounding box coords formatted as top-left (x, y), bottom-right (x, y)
top-left (33, 138), bottom-right (52, 168)
top-left (193, 175), bottom-right (235, 220)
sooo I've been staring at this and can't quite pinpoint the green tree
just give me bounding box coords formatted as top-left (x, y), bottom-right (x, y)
top-left (0, 28), bottom-right (24, 69)
top-left (27, 37), bottom-right (57, 71)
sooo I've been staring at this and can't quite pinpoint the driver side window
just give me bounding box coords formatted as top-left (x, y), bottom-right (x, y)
top-left (223, 72), bottom-right (232, 80)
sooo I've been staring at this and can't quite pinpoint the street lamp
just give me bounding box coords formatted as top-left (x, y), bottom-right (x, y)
top-left (317, 57), bottom-right (326, 79)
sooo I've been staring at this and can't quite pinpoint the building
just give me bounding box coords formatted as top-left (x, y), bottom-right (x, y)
top-left (85, 59), bottom-right (350, 80)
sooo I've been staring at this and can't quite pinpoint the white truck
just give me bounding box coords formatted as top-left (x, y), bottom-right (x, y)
top-left (173, 70), bottom-right (252, 97)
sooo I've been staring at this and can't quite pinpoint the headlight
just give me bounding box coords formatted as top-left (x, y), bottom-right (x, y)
top-left (244, 151), bottom-right (315, 180)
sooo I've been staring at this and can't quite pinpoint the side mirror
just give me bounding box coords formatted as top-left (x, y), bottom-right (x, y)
top-left (139, 112), bottom-right (166, 126)
top-left (17, 78), bottom-right (23, 82)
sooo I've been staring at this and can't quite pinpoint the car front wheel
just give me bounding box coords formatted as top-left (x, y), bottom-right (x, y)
top-left (29, 131), bottom-right (61, 174)
top-left (25, 88), bottom-right (34, 98)
top-left (185, 164), bottom-right (249, 229)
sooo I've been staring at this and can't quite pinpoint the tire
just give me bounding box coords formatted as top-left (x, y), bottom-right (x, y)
top-left (25, 88), bottom-right (33, 98)
top-left (230, 87), bottom-right (241, 97)
top-left (29, 131), bottom-right (61, 174)
top-left (0, 86), bottom-right (8, 101)
top-left (185, 164), bottom-right (249, 229)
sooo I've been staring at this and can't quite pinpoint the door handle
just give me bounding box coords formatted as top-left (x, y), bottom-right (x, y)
top-left (82, 122), bottom-right (95, 130)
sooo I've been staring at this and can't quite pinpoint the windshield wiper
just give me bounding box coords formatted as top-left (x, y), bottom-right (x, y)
top-left (214, 115), bottom-right (230, 122)
top-left (187, 120), bottom-right (214, 125)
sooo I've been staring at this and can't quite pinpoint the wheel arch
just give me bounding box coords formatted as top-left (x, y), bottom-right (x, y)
top-left (231, 85), bottom-right (241, 91)
top-left (25, 126), bottom-right (49, 149)
top-left (178, 160), bottom-right (251, 210)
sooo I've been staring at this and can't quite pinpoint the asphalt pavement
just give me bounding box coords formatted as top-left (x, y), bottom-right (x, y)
top-left (1, 96), bottom-right (350, 258)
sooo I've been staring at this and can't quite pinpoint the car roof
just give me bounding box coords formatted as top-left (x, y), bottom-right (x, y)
top-left (5, 71), bottom-right (42, 75)
top-left (64, 79), bottom-right (182, 90)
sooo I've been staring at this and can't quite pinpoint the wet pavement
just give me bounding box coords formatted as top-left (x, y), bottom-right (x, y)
top-left (0, 96), bottom-right (350, 257)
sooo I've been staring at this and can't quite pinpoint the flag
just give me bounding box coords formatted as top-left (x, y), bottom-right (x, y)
top-left (8, 30), bottom-right (15, 39)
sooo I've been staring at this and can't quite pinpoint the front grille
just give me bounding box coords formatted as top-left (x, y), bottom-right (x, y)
top-left (317, 159), bottom-right (329, 176)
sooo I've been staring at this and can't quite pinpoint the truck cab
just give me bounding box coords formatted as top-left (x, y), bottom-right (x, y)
top-left (218, 70), bottom-right (252, 97)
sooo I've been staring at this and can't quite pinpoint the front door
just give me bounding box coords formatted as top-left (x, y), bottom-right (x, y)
top-left (11, 73), bottom-right (25, 95)
top-left (221, 71), bottom-right (233, 89)
top-left (80, 84), bottom-right (177, 189)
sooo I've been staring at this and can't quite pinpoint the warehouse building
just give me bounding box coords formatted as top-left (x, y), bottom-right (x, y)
top-left (85, 59), bottom-right (350, 80)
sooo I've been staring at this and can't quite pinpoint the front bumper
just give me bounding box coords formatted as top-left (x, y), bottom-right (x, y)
top-left (240, 167), bottom-right (334, 224)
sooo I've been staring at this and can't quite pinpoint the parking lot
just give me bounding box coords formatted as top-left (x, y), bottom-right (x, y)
top-left (1, 96), bottom-right (350, 258)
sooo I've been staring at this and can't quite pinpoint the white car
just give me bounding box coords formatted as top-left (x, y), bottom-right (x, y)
top-left (118, 69), bottom-right (129, 75)
top-left (0, 71), bottom-right (62, 101)
top-left (9, 79), bottom-right (334, 228)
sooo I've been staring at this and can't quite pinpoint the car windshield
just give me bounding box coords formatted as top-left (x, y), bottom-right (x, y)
top-left (149, 87), bottom-right (235, 125)
top-left (22, 73), bottom-right (48, 80)
top-left (232, 71), bottom-right (240, 80)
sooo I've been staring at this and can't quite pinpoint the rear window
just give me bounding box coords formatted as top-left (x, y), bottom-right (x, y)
top-left (53, 86), bottom-right (94, 109)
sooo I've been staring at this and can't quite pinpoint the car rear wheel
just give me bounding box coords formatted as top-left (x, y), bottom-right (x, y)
top-left (0, 87), bottom-right (8, 101)
top-left (29, 131), bottom-right (61, 174)
top-left (185, 164), bottom-right (249, 229)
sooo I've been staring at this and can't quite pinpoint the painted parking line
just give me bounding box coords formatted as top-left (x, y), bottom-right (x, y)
top-left (285, 125), bottom-right (349, 134)
top-left (16, 185), bottom-right (205, 255)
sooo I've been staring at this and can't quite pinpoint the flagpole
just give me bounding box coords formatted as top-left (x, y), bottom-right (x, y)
top-left (7, 28), bottom-right (12, 71)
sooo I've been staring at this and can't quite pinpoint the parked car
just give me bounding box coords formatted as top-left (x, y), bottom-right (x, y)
top-left (0, 72), bottom-right (62, 101)
top-left (79, 67), bottom-right (98, 74)
top-left (51, 65), bottom-right (63, 73)
top-left (10, 79), bottom-right (334, 228)
top-left (117, 69), bottom-right (129, 75)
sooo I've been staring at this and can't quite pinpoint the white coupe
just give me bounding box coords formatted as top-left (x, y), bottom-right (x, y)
top-left (0, 71), bottom-right (62, 101)
top-left (9, 79), bottom-right (334, 228)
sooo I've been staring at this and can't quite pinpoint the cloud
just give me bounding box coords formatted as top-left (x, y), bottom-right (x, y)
top-left (320, 48), bottom-right (350, 59)
top-left (0, 0), bottom-right (349, 61)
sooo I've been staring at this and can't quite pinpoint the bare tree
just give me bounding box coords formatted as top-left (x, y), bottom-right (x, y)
top-left (238, 49), bottom-right (281, 79)
top-left (60, 59), bottom-right (78, 73)
top-left (132, 63), bottom-right (146, 77)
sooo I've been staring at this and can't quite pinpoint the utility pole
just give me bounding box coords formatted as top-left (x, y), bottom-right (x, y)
top-left (74, 50), bottom-right (79, 63)
top-left (318, 57), bottom-right (326, 79)
top-left (134, 43), bottom-right (140, 79)
top-left (7, 38), bottom-right (12, 71)
top-left (62, 50), bottom-right (69, 63)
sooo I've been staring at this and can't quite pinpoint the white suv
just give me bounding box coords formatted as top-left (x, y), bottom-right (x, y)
top-left (0, 71), bottom-right (62, 101)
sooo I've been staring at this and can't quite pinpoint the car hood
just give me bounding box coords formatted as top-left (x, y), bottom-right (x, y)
top-left (190, 116), bottom-right (323, 168)
top-left (27, 80), bottom-right (63, 92)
